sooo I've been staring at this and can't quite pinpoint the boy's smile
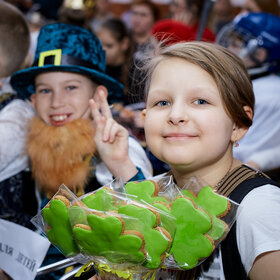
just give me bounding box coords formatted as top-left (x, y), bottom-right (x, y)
top-left (144, 58), bottom-right (236, 170)
top-left (31, 72), bottom-right (96, 126)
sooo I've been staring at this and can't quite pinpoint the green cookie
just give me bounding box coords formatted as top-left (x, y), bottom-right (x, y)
top-left (42, 198), bottom-right (79, 257)
top-left (73, 213), bottom-right (146, 264)
top-left (182, 186), bottom-right (229, 240)
top-left (124, 180), bottom-right (170, 205)
top-left (170, 197), bottom-right (214, 269)
top-left (118, 204), bottom-right (171, 269)
top-left (82, 187), bottom-right (115, 211)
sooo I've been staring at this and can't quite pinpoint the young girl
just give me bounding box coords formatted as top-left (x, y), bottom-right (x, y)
top-left (141, 41), bottom-right (280, 279)
top-left (96, 18), bottom-right (133, 104)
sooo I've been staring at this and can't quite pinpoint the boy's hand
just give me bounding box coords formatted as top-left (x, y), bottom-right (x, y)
top-left (90, 87), bottom-right (138, 181)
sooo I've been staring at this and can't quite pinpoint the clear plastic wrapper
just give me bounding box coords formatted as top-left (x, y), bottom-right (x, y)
top-left (31, 176), bottom-right (239, 279)
top-left (31, 184), bottom-right (82, 258)
top-left (162, 176), bottom-right (239, 271)
top-left (70, 184), bottom-right (176, 271)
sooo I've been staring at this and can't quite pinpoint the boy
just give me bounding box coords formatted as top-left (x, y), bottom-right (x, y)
top-left (8, 22), bottom-right (152, 279)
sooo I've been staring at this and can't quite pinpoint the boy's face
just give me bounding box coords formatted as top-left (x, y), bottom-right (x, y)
top-left (144, 58), bottom-right (236, 170)
top-left (31, 72), bottom-right (96, 126)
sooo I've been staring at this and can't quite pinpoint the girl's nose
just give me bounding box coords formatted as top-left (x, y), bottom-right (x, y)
top-left (168, 103), bottom-right (188, 125)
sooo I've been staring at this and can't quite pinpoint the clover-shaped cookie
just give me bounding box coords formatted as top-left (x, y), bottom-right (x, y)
top-left (170, 196), bottom-right (214, 269)
top-left (124, 180), bottom-right (170, 205)
top-left (73, 212), bottom-right (146, 264)
top-left (118, 204), bottom-right (171, 269)
top-left (151, 202), bottom-right (176, 238)
top-left (42, 195), bottom-right (79, 257)
top-left (82, 187), bottom-right (115, 211)
top-left (182, 186), bottom-right (230, 240)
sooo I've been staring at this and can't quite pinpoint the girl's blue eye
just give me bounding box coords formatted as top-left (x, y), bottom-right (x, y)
top-left (157, 100), bottom-right (170, 106)
top-left (194, 99), bottom-right (208, 105)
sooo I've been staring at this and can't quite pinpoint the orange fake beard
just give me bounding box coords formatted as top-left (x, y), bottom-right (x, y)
top-left (27, 117), bottom-right (96, 197)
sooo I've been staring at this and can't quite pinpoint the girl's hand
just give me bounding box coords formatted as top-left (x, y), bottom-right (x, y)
top-left (90, 87), bottom-right (138, 181)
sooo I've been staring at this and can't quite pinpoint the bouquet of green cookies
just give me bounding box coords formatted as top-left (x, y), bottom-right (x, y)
top-left (32, 176), bottom-right (239, 279)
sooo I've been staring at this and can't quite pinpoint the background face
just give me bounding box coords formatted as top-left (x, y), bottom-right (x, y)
top-left (131, 4), bottom-right (155, 36)
top-left (97, 28), bottom-right (126, 66)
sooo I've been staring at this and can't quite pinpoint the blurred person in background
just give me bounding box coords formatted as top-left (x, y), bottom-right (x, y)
top-left (169, 0), bottom-right (215, 41)
top-left (210, 0), bottom-right (240, 34)
top-left (89, 0), bottom-right (113, 32)
top-left (0, 2), bottom-right (35, 279)
top-left (96, 17), bottom-right (133, 104)
top-left (217, 12), bottom-right (280, 182)
top-left (240, 0), bottom-right (279, 15)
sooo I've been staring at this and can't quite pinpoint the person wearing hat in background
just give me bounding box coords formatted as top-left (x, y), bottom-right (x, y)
top-left (3, 22), bottom-right (152, 279)
top-left (218, 11), bottom-right (280, 179)
top-left (217, 12), bottom-right (280, 183)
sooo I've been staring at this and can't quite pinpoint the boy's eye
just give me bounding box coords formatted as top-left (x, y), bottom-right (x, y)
top-left (156, 100), bottom-right (170, 107)
top-left (194, 99), bottom-right (208, 105)
top-left (66, 85), bottom-right (77, 90)
top-left (37, 88), bottom-right (51, 94)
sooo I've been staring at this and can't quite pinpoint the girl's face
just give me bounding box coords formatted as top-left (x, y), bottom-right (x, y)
top-left (97, 28), bottom-right (127, 66)
top-left (144, 58), bottom-right (236, 172)
top-left (31, 72), bottom-right (96, 126)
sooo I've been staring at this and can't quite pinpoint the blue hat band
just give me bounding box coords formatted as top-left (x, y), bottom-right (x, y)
top-left (32, 53), bottom-right (103, 73)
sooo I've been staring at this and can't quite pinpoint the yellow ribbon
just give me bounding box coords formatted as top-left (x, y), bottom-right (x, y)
top-left (74, 261), bottom-right (94, 277)
top-left (98, 263), bottom-right (133, 279)
top-left (143, 270), bottom-right (157, 280)
top-left (75, 261), bottom-right (156, 279)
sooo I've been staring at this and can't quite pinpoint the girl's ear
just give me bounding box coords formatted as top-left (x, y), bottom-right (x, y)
top-left (231, 105), bottom-right (253, 142)
top-left (142, 109), bottom-right (146, 124)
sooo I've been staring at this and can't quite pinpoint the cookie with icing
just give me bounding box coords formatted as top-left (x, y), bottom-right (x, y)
top-left (124, 180), bottom-right (170, 205)
top-left (170, 196), bottom-right (214, 269)
top-left (82, 186), bottom-right (115, 211)
top-left (182, 186), bottom-right (230, 240)
top-left (151, 201), bottom-right (176, 238)
top-left (42, 195), bottom-right (79, 257)
top-left (73, 212), bottom-right (146, 264)
top-left (118, 203), bottom-right (171, 269)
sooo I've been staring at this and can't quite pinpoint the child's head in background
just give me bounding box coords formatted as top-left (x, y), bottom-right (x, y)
top-left (97, 18), bottom-right (132, 67)
top-left (11, 22), bottom-right (123, 126)
top-left (142, 42), bottom-right (254, 185)
top-left (0, 1), bottom-right (30, 78)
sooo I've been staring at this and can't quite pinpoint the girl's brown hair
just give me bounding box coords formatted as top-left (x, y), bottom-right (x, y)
top-left (144, 41), bottom-right (254, 128)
